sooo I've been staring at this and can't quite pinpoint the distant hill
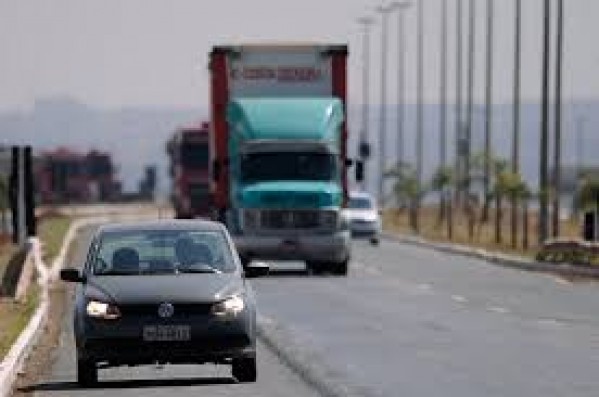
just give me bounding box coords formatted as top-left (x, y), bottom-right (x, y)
top-left (0, 98), bottom-right (597, 198)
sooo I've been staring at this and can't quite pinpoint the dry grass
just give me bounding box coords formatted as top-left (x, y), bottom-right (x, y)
top-left (0, 215), bottom-right (71, 360)
top-left (384, 205), bottom-right (581, 259)
top-left (0, 286), bottom-right (39, 359)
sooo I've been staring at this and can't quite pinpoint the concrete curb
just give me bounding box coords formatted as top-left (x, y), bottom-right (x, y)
top-left (382, 232), bottom-right (599, 280)
top-left (256, 315), bottom-right (376, 397)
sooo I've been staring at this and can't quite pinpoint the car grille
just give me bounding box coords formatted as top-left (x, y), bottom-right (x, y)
top-left (119, 303), bottom-right (213, 317)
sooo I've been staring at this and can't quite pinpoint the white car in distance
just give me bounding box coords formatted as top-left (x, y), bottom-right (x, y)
top-left (346, 192), bottom-right (381, 246)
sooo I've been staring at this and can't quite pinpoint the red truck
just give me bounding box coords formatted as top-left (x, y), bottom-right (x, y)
top-left (166, 122), bottom-right (212, 218)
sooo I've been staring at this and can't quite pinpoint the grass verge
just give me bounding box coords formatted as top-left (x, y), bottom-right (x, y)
top-left (0, 215), bottom-right (71, 360)
top-left (0, 286), bottom-right (39, 359)
top-left (384, 206), bottom-right (581, 259)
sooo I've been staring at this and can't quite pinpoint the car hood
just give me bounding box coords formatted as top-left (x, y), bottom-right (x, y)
top-left (84, 273), bottom-right (243, 305)
top-left (346, 209), bottom-right (379, 222)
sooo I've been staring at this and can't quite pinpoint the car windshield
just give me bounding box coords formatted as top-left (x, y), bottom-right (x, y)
top-left (240, 152), bottom-right (337, 183)
top-left (181, 142), bottom-right (209, 168)
top-left (90, 229), bottom-right (237, 275)
top-left (349, 197), bottom-right (374, 210)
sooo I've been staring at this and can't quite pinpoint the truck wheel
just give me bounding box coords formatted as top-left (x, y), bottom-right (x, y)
top-left (77, 357), bottom-right (97, 387)
top-left (306, 261), bottom-right (324, 275)
top-left (330, 259), bottom-right (348, 276)
top-left (232, 356), bottom-right (257, 383)
top-left (370, 237), bottom-right (380, 246)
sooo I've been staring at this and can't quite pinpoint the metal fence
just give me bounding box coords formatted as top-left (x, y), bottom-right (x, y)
top-left (0, 147), bottom-right (10, 237)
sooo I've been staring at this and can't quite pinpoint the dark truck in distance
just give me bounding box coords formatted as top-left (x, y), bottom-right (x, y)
top-left (166, 123), bottom-right (212, 219)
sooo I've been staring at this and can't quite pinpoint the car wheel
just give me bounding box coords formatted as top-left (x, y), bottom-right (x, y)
top-left (232, 356), bottom-right (257, 383)
top-left (370, 237), bottom-right (380, 246)
top-left (77, 358), bottom-right (97, 386)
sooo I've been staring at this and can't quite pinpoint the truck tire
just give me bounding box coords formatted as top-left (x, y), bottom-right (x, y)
top-left (232, 356), bottom-right (257, 383)
top-left (330, 259), bottom-right (348, 276)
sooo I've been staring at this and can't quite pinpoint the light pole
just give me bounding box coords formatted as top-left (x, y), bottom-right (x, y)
top-left (440, 0), bottom-right (448, 170)
top-left (539, 0), bottom-right (551, 244)
top-left (483, 0), bottom-right (494, 222)
top-left (465, 0), bottom-right (475, 200)
top-left (511, 0), bottom-right (521, 248)
top-left (415, 0), bottom-right (424, 233)
top-left (455, 0), bottom-right (464, 203)
top-left (376, 4), bottom-right (395, 206)
top-left (552, 0), bottom-right (564, 237)
top-left (390, 1), bottom-right (412, 169)
top-left (357, 16), bottom-right (375, 192)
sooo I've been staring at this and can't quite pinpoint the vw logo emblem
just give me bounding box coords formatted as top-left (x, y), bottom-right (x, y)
top-left (157, 302), bottom-right (174, 318)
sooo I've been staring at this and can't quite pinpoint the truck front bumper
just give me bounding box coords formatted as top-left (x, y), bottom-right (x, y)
top-left (234, 230), bottom-right (351, 263)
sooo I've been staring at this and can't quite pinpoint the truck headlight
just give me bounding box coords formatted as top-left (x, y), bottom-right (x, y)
top-left (86, 300), bottom-right (121, 320)
top-left (212, 295), bottom-right (245, 318)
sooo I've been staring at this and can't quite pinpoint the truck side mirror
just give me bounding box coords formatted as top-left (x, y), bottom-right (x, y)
top-left (355, 161), bottom-right (364, 182)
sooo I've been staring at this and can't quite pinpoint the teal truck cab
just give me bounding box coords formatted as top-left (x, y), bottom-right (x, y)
top-left (209, 44), bottom-right (359, 275)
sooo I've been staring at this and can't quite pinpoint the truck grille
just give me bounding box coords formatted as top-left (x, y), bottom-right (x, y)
top-left (244, 209), bottom-right (335, 230)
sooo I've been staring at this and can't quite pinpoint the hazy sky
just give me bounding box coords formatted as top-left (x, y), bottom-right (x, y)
top-left (1, 0), bottom-right (598, 112)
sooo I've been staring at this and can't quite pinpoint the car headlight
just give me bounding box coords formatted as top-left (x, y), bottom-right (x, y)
top-left (212, 295), bottom-right (245, 318)
top-left (86, 300), bottom-right (121, 320)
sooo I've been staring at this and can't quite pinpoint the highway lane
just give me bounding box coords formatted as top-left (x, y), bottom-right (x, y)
top-left (13, 225), bottom-right (599, 396)
top-left (16, 226), bottom-right (319, 397)
top-left (254, 239), bottom-right (599, 397)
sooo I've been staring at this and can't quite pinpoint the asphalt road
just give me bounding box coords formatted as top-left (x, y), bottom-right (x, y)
top-left (255, 238), bottom-right (599, 397)
top-left (15, 228), bottom-right (599, 397)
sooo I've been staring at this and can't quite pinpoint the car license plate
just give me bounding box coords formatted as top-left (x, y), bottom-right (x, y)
top-left (143, 325), bottom-right (191, 341)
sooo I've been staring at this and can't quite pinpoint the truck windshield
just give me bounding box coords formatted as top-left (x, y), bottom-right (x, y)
top-left (181, 143), bottom-right (209, 168)
top-left (241, 152), bottom-right (337, 183)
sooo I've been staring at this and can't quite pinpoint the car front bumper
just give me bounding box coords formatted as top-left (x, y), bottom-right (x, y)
top-left (76, 311), bottom-right (255, 366)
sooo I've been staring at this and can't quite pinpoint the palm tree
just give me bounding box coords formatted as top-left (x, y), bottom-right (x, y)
top-left (492, 161), bottom-right (525, 245)
top-left (385, 163), bottom-right (424, 233)
top-left (431, 165), bottom-right (454, 232)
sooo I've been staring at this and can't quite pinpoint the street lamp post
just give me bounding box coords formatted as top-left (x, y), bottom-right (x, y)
top-left (415, 0), bottom-right (424, 233)
top-left (391, 2), bottom-right (412, 169)
top-left (483, 0), bottom-right (494, 222)
top-left (376, 4), bottom-right (395, 206)
top-left (511, 0), bottom-right (522, 248)
top-left (357, 16), bottom-right (375, 192)
top-left (552, 0), bottom-right (564, 237)
top-left (539, 0), bottom-right (551, 244)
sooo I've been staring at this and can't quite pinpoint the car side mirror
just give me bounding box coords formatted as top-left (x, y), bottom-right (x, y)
top-left (60, 268), bottom-right (86, 283)
top-left (355, 161), bottom-right (364, 182)
top-left (244, 262), bottom-right (269, 278)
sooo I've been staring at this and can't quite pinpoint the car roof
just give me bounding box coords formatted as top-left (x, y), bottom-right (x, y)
top-left (97, 219), bottom-right (226, 234)
top-left (349, 191), bottom-right (375, 200)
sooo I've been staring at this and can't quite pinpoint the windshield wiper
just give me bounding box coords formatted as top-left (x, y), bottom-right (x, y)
top-left (177, 264), bottom-right (222, 274)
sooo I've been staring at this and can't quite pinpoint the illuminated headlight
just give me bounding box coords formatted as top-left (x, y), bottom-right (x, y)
top-left (86, 300), bottom-right (121, 320)
top-left (243, 209), bottom-right (260, 230)
top-left (320, 211), bottom-right (337, 228)
top-left (212, 295), bottom-right (245, 318)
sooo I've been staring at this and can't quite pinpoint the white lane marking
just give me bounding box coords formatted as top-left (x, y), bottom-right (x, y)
top-left (536, 318), bottom-right (562, 327)
top-left (353, 261), bottom-right (381, 275)
top-left (417, 283), bottom-right (433, 291)
top-left (487, 306), bottom-right (510, 314)
top-left (451, 295), bottom-right (468, 303)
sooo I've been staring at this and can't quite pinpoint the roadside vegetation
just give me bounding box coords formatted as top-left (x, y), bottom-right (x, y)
top-left (0, 214), bottom-right (72, 360)
top-left (383, 152), bottom-right (594, 264)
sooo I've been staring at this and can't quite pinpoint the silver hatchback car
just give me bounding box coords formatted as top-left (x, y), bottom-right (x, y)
top-left (346, 191), bottom-right (381, 245)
